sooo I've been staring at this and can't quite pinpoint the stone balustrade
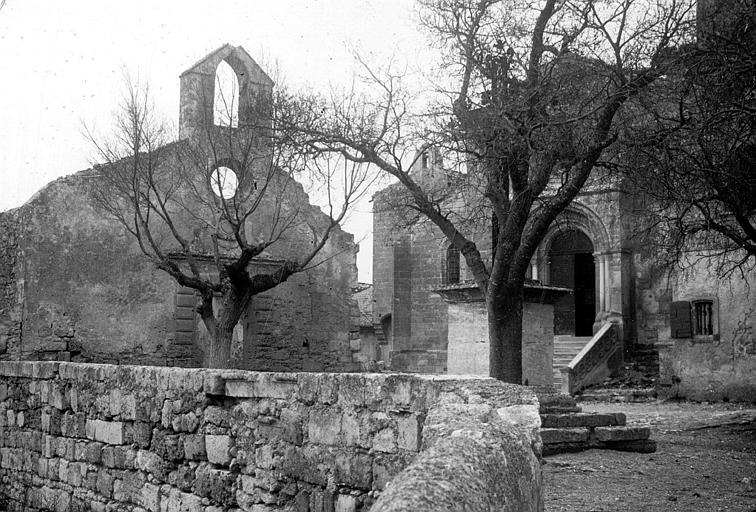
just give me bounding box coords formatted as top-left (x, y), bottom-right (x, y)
top-left (0, 361), bottom-right (542, 512)
top-left (560, 322), bottom-right (624, 395)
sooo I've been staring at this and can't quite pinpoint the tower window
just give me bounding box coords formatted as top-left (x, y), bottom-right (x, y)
top-left (214, 60), bottom-right (240, 128)
top-left (446, 245), bottom-right (460, 284)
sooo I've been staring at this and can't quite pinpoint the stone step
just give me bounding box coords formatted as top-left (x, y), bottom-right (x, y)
top-left (554, 336), bottom-right (593, 342)
top-left (535, 391), bottom-right (581, 415)
top-left (540, 425), bottom-right (654, 455)
top-left (542, 438), bottom-right (657, 456)
top-left (576, 387), bottom-right (657, 402)
top-left (540, 412), bottom-right (626, 428)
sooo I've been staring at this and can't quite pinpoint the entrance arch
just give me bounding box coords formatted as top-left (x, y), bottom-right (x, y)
top-left (549, 229), bottom-right (596, 336)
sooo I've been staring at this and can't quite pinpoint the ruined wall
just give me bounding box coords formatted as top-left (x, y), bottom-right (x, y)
top-left (0, 211), bottom-right (21, 360)
top-left (0, 361), bottom-right (542, 512)
top-left (0, 174), bottom-right (182, 366)
top-left (0, 168), bottom-right (358, 371)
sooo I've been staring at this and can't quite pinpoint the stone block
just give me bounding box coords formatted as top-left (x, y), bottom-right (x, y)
top-left (96, 469), bottom-right (115, 498)
top-left (203, 374), bottom-right (226, 396)
top-left (205, 434), bottom-right (232, 465)
top-left (341, 413), bottom-right (360, 446)
top-left (85, 419), bottom-right (125, 445)
top-left (539, 427), bottom-right (590, 444)
top-left (593, 426), bottom-right (651, 442)
top-left (280, 407), bottom-right (304, 445)
top-left (168, 465), bottom-right (196, 492)
top-left (86, 442), bottom-right (104, 464)
top-left (135, 450), bottom-right (167, 481)
top-left (396, 415), bottom-right (421, 451)
top-left (137, 482), bottom-right (161, 512)
top-left (171, 411), bottom-right (199, 433)
top-left (540, 412), bottom-right (625, 428)
top-left (183, 434), bottom-right (206, 460)
top-left (372, 427), bottom-right (397, 453)
top-left (112, 472), bottom-right (147, 504)
top-left (194, 464), bottom-right (237, 506)
top-left (307, 409), bottom-right (341, 445)
top-left (151, 430), bottom-right (184, 462)
top-left (49, 384), bottom-right (68, 410)
top-left (334, 452), bottom-right (372, 489)
top-left (130, 422), bottom-right (153, 448)
top-left (278, 445), bottom-right (330, 486)
top-left (335, 494), bottom-right (358, 512)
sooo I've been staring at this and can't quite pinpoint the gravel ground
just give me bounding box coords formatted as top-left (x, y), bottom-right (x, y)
top-left (543, 400), bottom-right (756, 512)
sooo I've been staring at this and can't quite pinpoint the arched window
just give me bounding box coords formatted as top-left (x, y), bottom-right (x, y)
top-left (446, 245), bottom-right (460, 284)
top-left (213, 60), bottom-right (239, 127)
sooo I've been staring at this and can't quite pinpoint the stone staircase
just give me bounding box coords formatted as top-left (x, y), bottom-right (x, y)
top-left (552, 335), bottom-right (592, 389)
top-left (536, 389), bottom-right (656, 456)
top-left (573, 344), bottom-right (661, 402)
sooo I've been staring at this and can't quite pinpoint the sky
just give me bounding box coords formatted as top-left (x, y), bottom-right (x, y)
top-left (0, 0), bottom-right (435, 283)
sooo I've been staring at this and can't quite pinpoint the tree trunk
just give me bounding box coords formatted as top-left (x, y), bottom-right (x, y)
top-left (487, 282), bottom-right (524, 384)
top-left (206, 323), bottom-right (234, 368)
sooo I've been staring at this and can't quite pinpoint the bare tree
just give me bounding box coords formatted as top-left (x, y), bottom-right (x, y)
top-left (622, 0), bottom-right (756, 275)
top-left (88, 77), bottom-right (371, 368)
top-left (288, 0), bottom-right (695, 383)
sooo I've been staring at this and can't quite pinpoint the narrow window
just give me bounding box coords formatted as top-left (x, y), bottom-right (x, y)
top-left (446, 245), bottom-right (460, 284)
top-left (214, 60), bottom-right (239, 127)
top-left (692, 300), bottom-right (714, 336)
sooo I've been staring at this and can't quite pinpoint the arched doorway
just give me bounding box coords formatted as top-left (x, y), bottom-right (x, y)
top-left (549, 229), bottom-right (596, 336)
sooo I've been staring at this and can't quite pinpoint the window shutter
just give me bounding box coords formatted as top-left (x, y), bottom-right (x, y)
top-left (174, 286), bottom-right (198, 345)
top-left (670, 301), bottom-right (691, 338)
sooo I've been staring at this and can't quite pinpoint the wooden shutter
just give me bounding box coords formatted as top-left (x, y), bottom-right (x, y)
top-left (174, 286), bottom-right (198, 345)
top-left (670, 301), bottom-right (691, 338)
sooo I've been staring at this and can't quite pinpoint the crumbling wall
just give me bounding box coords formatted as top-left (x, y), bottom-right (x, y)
top-left (0, 210), bottom-right (23, 359)
top-left (0, 165), bottom-right (358, 370)
top-left (0, 361), bottom-right (542, 511)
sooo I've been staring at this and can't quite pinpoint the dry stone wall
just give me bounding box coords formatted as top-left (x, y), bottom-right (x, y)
top-left (0, 361), bottom-right (542, 512)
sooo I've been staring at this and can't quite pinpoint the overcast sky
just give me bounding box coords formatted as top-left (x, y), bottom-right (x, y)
top-left (0, 0), bottom-right (434, 282)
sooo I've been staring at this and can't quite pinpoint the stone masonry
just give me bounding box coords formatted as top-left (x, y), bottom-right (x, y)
top-left (0, 361), bottom-right (542, 512)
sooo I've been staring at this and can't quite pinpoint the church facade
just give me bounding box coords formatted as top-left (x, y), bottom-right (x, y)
top-left (372, 154), bottom-right (756, 402)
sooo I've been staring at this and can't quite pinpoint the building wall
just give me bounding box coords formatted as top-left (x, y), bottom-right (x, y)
top-left (372, 187), bottom-right (451, 373)
top-left (641, 258), bottom-right (756, 402)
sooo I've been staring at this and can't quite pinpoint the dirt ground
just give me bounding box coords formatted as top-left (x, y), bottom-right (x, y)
top-left (543, 400), bottom-right (756, 512)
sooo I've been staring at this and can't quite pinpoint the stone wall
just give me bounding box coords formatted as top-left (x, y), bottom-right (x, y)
top-left (0, 361), bottom-right (542, 512)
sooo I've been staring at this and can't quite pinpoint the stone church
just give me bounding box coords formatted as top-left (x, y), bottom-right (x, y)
top-left (0, 45), bottom-right (360, 371)
top-left (372, 151), bottom-right (755, 402)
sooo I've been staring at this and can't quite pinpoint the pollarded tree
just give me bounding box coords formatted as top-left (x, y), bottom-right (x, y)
top-left (88, 73), bottom-right (371, 369)
top-left (289, 0), bottom-right (695, 383)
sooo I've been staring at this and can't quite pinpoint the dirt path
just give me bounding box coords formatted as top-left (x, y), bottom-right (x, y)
top-left (543, 401), bottom-right (756, 512)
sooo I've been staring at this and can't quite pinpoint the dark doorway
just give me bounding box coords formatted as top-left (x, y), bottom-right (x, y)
top-left (549, 230), bottom-right (596, 336)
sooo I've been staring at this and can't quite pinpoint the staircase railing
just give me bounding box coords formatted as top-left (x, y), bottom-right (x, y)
top-left (559, 322), bottom-right (623, 395)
